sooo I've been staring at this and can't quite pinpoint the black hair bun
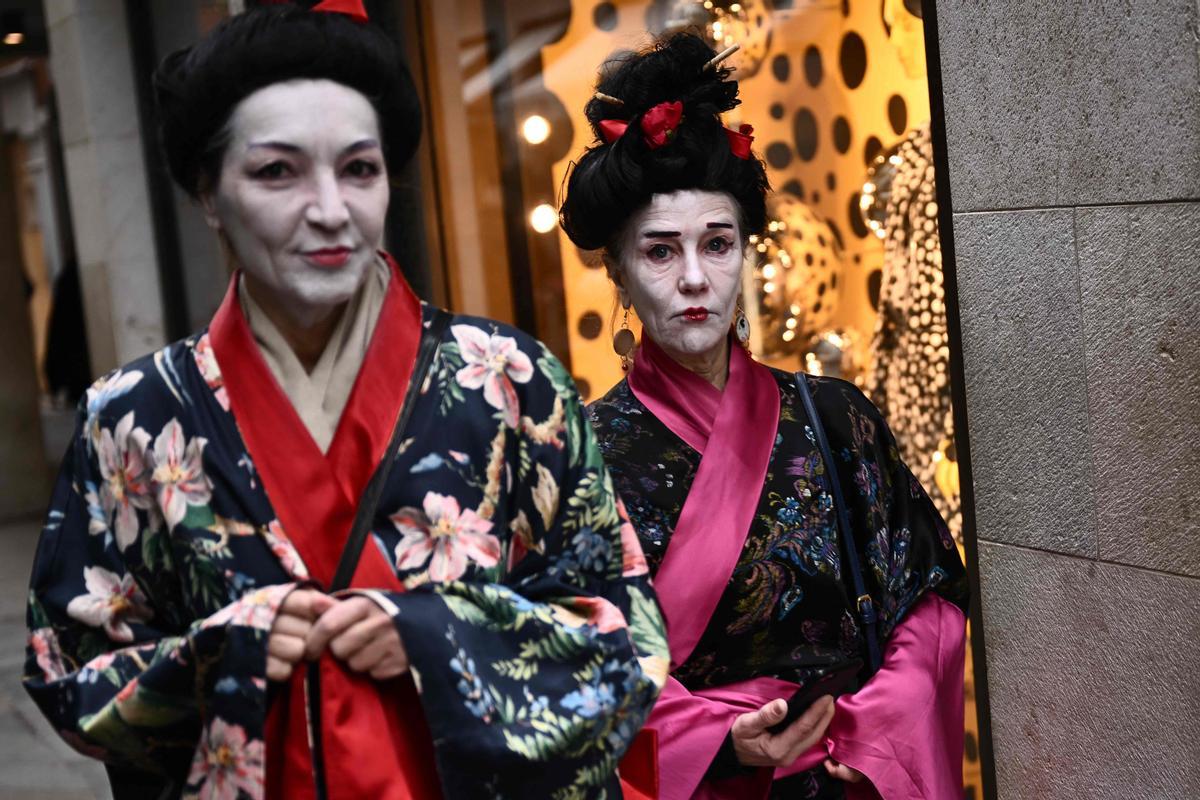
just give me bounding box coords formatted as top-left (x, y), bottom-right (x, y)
top-left (560, 33), bottom-right (769, 253)
top-left (154, 4), bottom-right (421, 197)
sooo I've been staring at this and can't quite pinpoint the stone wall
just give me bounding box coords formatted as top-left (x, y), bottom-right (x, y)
top-left (45, 0), bottom-right (165, 374)
top-left (936, 1), bottom-right (1200, 796)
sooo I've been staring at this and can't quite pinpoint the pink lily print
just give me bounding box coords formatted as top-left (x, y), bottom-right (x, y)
top-left (94, 412), bottom-right (156, 550)
top-left (151, 419), bottom-right (212, 530)
top-left (65, 566), bottom-right (153, 642)
top-left (186, 718), bottom-right (265, 800)
top-left (391, 492), bottom-right (501, 582)
top-left (451, 324), bottom-right (534, 428)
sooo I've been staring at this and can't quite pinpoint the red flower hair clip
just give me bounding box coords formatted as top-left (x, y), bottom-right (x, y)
top-left (640, 101), bottom-right (684, 148)
top-left (599, 101), bottom-right (684, 150)
top-left (597, 100), bottom-right (754, 160)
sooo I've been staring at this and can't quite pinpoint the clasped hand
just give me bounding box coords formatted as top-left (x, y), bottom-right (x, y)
top-left (265, 588), bottom-right (408, 682)
top-left (731, 696), bottom-right (866, 783)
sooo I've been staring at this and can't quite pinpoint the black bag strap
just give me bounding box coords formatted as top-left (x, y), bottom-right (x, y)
top-left (794, 372), bottom-right (881, 674)
top-left (329, 308), bottom-right (452, 592)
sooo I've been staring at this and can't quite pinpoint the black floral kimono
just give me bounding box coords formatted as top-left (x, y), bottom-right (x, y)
top-left (24, 262), bottom-right (667, 799)
top-left (588, 338), bottom-right (968, 799)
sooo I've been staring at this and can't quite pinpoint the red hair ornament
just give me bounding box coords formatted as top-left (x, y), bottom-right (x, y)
top-left (725, 123), bottom-right (755, 160)
top-left (598, 103), bottom-right (754, 161)
top-left (312, 0), bottom-right (369, 22)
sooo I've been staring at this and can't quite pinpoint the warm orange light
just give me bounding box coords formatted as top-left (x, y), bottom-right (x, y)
top-left (529, 203), bottom-right (558, 234)
top-left (522, 115), bottom-right (551, 145)
top-left (3, 32), bottom-right (23, 45)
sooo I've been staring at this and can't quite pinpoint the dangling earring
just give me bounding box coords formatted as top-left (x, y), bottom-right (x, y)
top-left (735, 298), bottom-right (751, 350)
top-left (613, 307), bottom-right (636, 371)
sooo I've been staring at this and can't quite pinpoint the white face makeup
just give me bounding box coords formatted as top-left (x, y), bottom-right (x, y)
top-left (615, 190), bottom-right (745, 368)
top-left (203, 79), bottom-right (389, 327)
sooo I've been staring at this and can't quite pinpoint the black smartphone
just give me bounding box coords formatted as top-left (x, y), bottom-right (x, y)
top-left (767, 658), bottom-right (863, 734)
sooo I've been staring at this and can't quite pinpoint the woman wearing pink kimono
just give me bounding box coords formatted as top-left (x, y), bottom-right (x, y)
top-left (561, 34), bottom-right (970, 800)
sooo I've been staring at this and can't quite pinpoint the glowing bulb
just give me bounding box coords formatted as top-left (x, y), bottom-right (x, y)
top-left (757, 243), bottom-right (767, 253)
top-left (522, 115), bottom-right (550, 145)
top-left (763, 281), bottom-right (776, 294)
top-left (786, 318), bottom-right (797, 330)
top-left (790, 304), bottom-right (801, 315)
top-left (3, 32), bottom-right (22, 45)
top-left (529, 203), bottom-right (558, 234)
top-left (782, 330), bottom-right (796, 342)
top-left (762, 264), bottom-right (777, 280)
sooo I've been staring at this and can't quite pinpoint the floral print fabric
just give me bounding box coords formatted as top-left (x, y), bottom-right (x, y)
top-left (588, 370), bottom-right (968, 798)
top-left (25, 306), bottom-right (667, 799)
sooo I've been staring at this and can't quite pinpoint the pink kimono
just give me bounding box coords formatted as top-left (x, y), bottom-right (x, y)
top-left (591, 335), bottom-right (969, 799)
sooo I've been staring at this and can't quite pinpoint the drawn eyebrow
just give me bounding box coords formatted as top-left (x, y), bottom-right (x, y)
top-left (246, 139), bottom-right (380, 155)
top-left (706, 222), bottom-right (735, 229)
top-left (247, 141), bottom-right (302, 153)
top-left (642, 230), bottom-right (681, 238)
top-left (342, 139), bottom-right (381, 155)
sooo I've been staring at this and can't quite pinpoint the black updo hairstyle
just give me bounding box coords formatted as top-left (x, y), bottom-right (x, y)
top-left (559, 33), bottom-right (770, 257)
top-left (153, 2), bottom-right (421, 198)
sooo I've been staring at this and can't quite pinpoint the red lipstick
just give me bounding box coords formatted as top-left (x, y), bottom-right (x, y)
top-left (682, 307), bottom-right (710, 322)
top-left (304, 247), bottom-right (352, 268)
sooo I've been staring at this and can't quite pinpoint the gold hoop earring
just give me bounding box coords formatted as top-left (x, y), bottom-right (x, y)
top-left (613, 308), bottom-right (636, 371)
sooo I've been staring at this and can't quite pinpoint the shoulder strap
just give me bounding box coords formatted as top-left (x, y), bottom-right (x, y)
top-left (794, 372), bottom-right (881, 674)
top-left (329, 308), bottom-right (452, 592)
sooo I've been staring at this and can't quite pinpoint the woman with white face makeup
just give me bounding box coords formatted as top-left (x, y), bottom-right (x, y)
top-left (22, 3), bottom-right (667, 798)
top-left (562, 34), bottom-right (970, 800)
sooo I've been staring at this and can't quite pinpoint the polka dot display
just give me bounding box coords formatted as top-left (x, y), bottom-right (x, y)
top-left (593, 2), bottom-right (617, 31)
top-left (770, 102), bottom-right (785, 119)
top-left (863, 122), bottom-right (960, 542)
top-left (792, 107), bottom-right (818, 161)
top-left (832, 115), bottom-right (852, 153)
top-left (864, 135), bottom-right (883, 165)
top-left (772, 53), bottom-right (790, 82)
top-left (803, 45), bottom-right (823, 87)
top-left (838, 31), bottom-right (867, 88)
top-left (766, 141), bottom-right (794, 169)
top-left (867, 268), bottom-right (882, 308)
top-left (888, 94), bottom-right (908, 135)
top-left (849, 191), bottom-right (870, 238)
top-left (577, 310), bottom-right (604, 340)
top-left (782, 179), bottom-right (805, 199)
top-left (751, 195), bottom-right (845, 358)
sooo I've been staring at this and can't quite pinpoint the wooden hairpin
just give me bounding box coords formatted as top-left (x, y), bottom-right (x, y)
top-left (704, 43), bottom-right (740, 71)
top-left (594, 91), bottom-right (625, 106)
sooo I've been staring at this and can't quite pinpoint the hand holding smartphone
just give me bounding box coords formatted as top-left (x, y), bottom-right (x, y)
top-left (766, 659), bottom-right (863, 735)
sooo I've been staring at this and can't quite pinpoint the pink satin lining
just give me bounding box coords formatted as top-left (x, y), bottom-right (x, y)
top-left (645, 594), bottom-right (966, 800)
top-left (627, 336), bottom-right (781, 669)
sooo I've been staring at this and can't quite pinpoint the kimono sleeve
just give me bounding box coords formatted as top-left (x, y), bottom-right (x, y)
top-left (833, 381), bottom-right (969, 639)
top-left (378, 342), bottom-right (669, 798)
top-left (24, 392), bottom-right (295, 783)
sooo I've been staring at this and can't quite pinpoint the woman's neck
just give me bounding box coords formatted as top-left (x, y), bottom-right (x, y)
top-left (242, 274), bottom-right (346, 373)
top-left (662, 337), bottom-right (731, 391)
